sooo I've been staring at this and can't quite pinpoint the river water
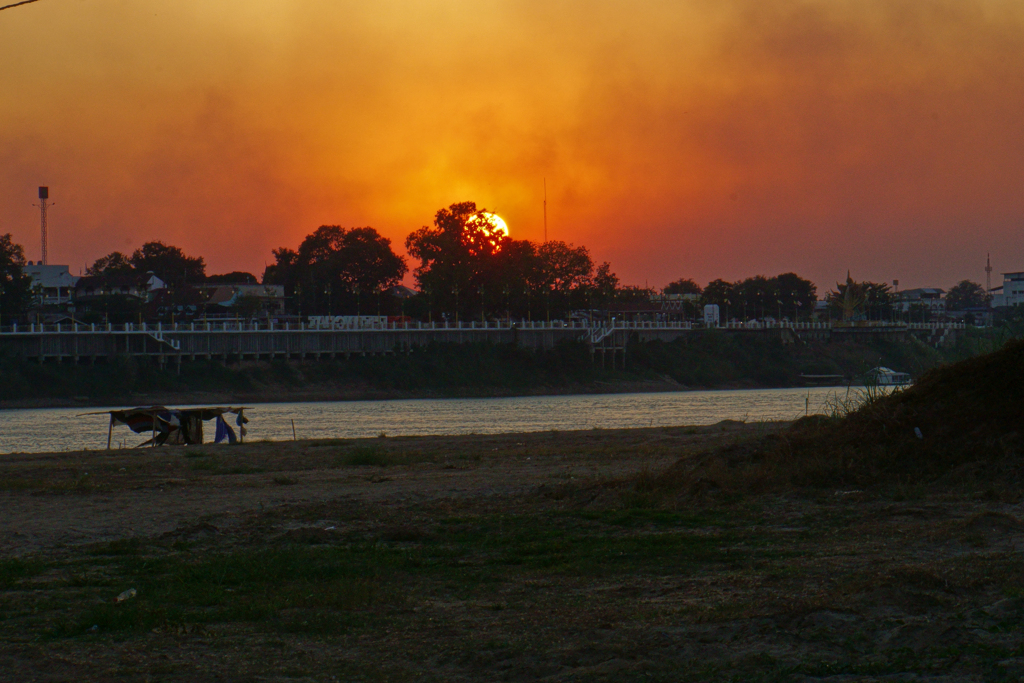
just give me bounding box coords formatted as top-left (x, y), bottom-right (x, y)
top-left (0, 386), bottom-right (868, 454)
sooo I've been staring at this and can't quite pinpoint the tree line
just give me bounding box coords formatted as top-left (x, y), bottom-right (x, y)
top-left (0, 200), bottom-right (995, 323)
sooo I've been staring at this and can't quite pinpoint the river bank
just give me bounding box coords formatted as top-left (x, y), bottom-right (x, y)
top-left (0, 332), bottom-right (981, 410)
top-left (3, 340), bottom-right (1020, 680)
top-left (2, 420), bottom-right (1022, 681)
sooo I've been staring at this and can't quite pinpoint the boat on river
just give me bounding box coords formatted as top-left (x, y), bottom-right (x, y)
top-left (864, 367), bottom-right (912, 387)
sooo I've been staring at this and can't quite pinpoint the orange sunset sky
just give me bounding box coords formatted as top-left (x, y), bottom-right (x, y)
top-left (2, 0), bottom-right (1022, 291)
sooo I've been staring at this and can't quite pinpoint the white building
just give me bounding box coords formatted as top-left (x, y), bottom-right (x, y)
top-left (897, 288), bottom-right (945, 313)
top-left (990, 272), bottom-right (1024, 307)
top-left (23, 263), bottom-right (79, 306)
top-left (74, 272), bottom-right (166, 302)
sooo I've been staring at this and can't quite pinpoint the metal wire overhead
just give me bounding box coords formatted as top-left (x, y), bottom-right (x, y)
top-left (0, 0), bottom-right (42, 11)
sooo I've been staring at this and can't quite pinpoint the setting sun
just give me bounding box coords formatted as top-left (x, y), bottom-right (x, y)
top-left (480, 213), bottom-right (508, 237)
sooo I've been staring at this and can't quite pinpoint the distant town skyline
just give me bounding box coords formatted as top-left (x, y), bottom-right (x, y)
top-left (2, 1), bottom-right (1022, 291)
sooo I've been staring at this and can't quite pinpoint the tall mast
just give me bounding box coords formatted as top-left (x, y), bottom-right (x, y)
top-left (38, 186), bottom-right (49, 265)
top-left (986, 253), bottom-right (993, 294)
top-left (543, 178), bottom-right (547, 243)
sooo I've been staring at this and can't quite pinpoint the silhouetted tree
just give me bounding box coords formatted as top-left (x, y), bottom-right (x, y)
top-left (406, 202), bottom-right (508, 319)
top-left (536, 241), bottom-right (593, 293)
top-left (262, 247), bottom-right (300, 293)
top-left (663, 278), bottom-right (702, 296)
top-left (86, 251), bottom-right (134, 277)
top-left (733, 275), bottom-right (776, 320)
top-left (265, 226), bottom-right (407, 315)
top-left (614, 285), bottom-right (658, 304)
top-left (535, 241), bottom-right (595, 315)
top-left (701, 280), bottom-right (734, 307)
top-left (0, 234), bottom-right (31, 323)
top-left (490, 239), bottom-right (539, 319)
top-left (129, 241), bottom-right (206, 287)
top-left (206, 271), bottom-right (258, 285)
top-left (403, 202), bottom-right (632, 320)
top-left (589, 263), bottom-right (620, 308)
top-left (774, 272), bottom-right (817, 320)
top-left (945, 280), bottom-right (989, 310)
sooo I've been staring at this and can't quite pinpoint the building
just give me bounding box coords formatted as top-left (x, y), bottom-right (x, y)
top-left (990, 272), bottom-right (1024, 308)
top-left (649, 293), bottom-right (701, 310)
top-left (647, 293), bottom-right (701, 321)
top-left (23, 263), bottom-right (79, 306)
top-left (897, 288), bottom-right (945, 313)
top-left (206, 284), bottom-right (286, 316)
top-left (390, 285), bottom-right (417, 299)
top-left (74, 272), bottom-right (166, 302)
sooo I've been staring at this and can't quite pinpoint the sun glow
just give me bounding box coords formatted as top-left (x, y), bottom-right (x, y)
top-left (480, 212), bottom-right (508, 236)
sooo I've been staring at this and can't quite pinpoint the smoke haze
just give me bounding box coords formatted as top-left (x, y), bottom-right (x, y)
top-left (1, 0), bottom-right (1021, 289)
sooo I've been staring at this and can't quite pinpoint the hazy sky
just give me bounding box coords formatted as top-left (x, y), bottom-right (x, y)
top-left (2, 0), bottom-right (1022, 290)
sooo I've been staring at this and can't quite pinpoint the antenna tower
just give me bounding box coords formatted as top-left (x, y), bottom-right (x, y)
top-left (986, 253), bottom-right (993, 294)
top-left (543, 178), bottom-right (547, 243)
top-left (37, 186), bottom-right (49, 265)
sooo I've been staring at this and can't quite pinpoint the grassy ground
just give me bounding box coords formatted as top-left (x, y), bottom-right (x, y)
top-left (2, 421), bottom-right (1024, 681)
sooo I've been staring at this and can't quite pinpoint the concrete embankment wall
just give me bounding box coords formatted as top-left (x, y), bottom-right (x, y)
top-left (0, 325), bottom-right (605, 364)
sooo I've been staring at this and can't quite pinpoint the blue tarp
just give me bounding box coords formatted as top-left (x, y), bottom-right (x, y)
top-left (214, 415), bottom-right (237, 444)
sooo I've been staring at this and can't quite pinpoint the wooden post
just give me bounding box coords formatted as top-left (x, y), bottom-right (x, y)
top-left (107, 415), bottom-right (113, 450)
top-left (291, 419), bottom-right (297, 441)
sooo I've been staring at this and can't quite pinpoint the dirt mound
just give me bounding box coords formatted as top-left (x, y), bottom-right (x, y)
top-left (657, 340), bottom-right (1024, 494)
top-left (797, 338), bottom-right (1024, 482)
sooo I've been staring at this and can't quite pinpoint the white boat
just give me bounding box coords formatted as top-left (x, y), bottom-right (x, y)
top-left (864, 367), bottom-right (912, 386)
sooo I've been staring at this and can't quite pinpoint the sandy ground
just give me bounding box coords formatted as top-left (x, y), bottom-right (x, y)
top-left (3, 423), bottom-right (1024, 682)
top-left (0, 425), bottom-right (720, 555)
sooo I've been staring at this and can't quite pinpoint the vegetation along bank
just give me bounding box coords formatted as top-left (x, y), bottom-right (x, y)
top-left (0, 328), bottom-right (1001, 408)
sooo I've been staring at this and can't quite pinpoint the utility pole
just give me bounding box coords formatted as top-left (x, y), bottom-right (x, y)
top-left (893, 279), bottom-right (899, 324)
top-left (986, 253), bottom-right (993, 295)
top-left (543, 178), bottom-right (547, 243)
top-left (36, 186), bottom-right (49, 265)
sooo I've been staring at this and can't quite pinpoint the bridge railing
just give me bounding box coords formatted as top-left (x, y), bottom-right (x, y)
top-left (0, 318), bottom-right (969, 335)
top-left (715, 320), bottom-right (966, 331)
top-left (0, 319), bottom-right (695, 335)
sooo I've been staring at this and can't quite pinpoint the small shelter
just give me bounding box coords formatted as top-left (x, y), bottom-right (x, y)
top-left (93, 406), bottom-right (249, 448)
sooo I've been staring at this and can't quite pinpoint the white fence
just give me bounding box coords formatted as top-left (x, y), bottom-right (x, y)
top-left (0, 319), bottom-right (966, 335)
